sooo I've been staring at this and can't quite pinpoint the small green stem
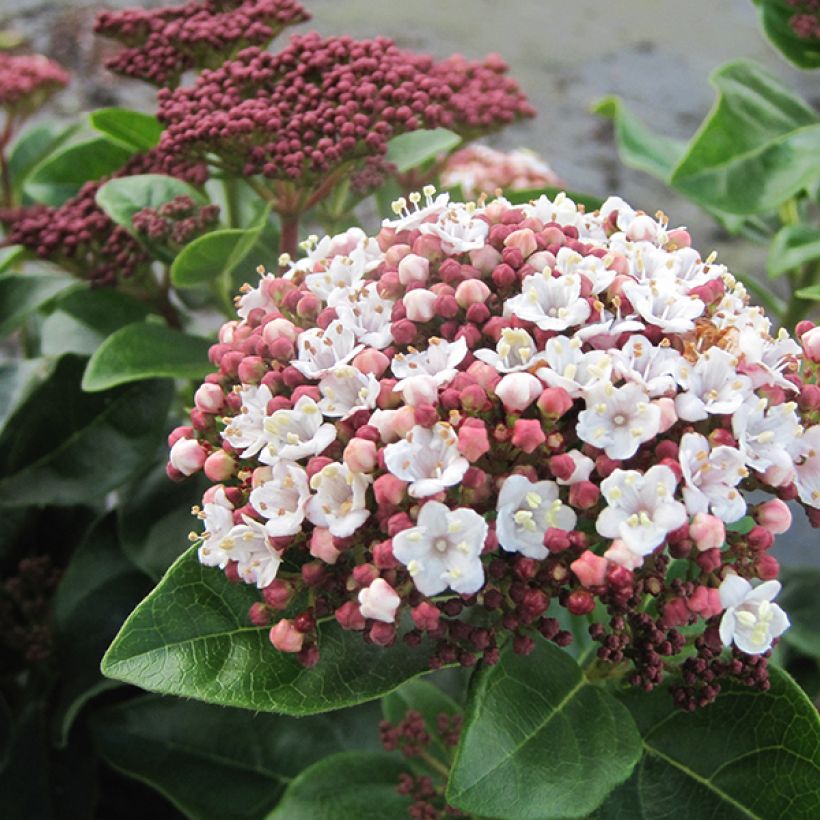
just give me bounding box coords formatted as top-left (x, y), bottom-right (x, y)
top-left (222, 178), bottom-right (240, 229)
top-left (418, 750), bottom-right (451, 780)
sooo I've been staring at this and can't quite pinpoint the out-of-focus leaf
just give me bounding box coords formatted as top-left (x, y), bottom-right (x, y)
top-left (89, 108), bottom-right (163, 152)
top-left (7, 121), bottom-right (80, 198)
top-left (386, 128), bottom-right (462, 173)
top-left (768, 224), bottom-right (820, 278)
top-left (753, 0), bottom-right (820, 69)
top-left (0, 271), bottom-right (81, 338)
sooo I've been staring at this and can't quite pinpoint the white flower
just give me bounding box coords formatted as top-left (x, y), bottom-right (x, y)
top-left (675, 348), bottom-right (753, 421)
top-left (679, 432), bottom-right (747, 522)
top-left (392, 502), bottom-right (487, 595)
top-left (306, 462), bottom-right (371, 537)
top-left (719, 575), bottom-right (789, 654)
top-left (474, 327), bottom-right (546, 373)
top-left (358, 578), bottom-right (401, 623)
top-left (259, 396), bottom-right (336, 465)
top-left (249, 461), bottom-right (311, 537)
top-left (596, 466), bottom-right (687, 556)
top-left (286, 226), bottom-right (382, 276)
top-left (622, 280), bottom-right (704, 333)
top-left (391, 337), bottom-right (467, 387)
top-left (794, 424), bottom-right (820, 509)
top-left (419, 202), bottom-right (489, 254)
top-left (384, 422), bottom-right (468, 498)
top-left (333, 282), bottom-right (394, 349)
top-left (731, 397), bottom-right (803, 477)
top-left (554, 246), bottom-right (615, 294)
top-left (524, 192), bottom-right (584, 232)
top-left (555, 450), bottom-right (595, 486)
top-left (576, 382), bottom-right (661, 460)
top-left (221, 384), bottom-right (273, 459)
top-left (318, 365), bottom-right (380, 418)
top-left (535, 335), bottom-right (613, 398)
top-left (304, 250), bottom-right (368, 302)
top-left (505, 271), bottom-right (591, 331)
top-left (236, 275), bottom-right (275, 320)
top-left (291, 320), bottom-right (363, 379)
top-left (575, 309), bottom-right (645, 348)
top-left (496, 474), bottom-right (577, 559)
top-left (231, 517), bottom-right (283, 589)
top-left (383, 187), bottom-right (450, 231)
top-left (611, 335), bottom-right (681, 397)
top-left (197, 487), bottom-right (236, 568)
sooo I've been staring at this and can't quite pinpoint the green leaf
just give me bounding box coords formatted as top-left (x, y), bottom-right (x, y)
top-left (93, 695), bottom-right (381, 820)
top-left (754, 0), bottom-right (820, 70)
top-left (40, 288), bottom-right (154, 358)
top-left (81, 323), bottom-right (213, 391)
top-left (101, 547), bottom-right (436, 715)
top-left (7, 121), bottom-right (80, 198)
top-left (0, 695), bottom-right (10, 770)
top-left (0, 271), bottom-right (81, 338)
top-left (778, 568), bottom-right (820, 658)
top-left (24, 137), bottom-right (134, 206)
top-left (386, 128), bottom-right (462, 173)
top-left (0, 358), bottom-right (56, 431)
top-left (670, 60), bottom-right (820, 215)
top-left (617, 666), bottom-right (820, 819)
top-left (95, 174), bottom-right (206, 237)
top-left (0, 245), bottom-right (25, 273)
top-left (267, 752), bottom-right (413, 820)
top-left (505, 186), bottom-right (605, 212)
top-left (52, 514), bottom-right (151, 746)
top-left (447, 638), bottom-right (642, 819)
top-left (768, 224), bottom-right (820, 278)
top-left (795, 283), bottom-right (820, 301)
top-left (89, 108), bottom-right (163, 152)
top-left (0, 355), bottom-right (172, 507)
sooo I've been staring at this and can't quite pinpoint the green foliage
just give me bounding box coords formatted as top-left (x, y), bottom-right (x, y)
top-left (753, 0), bottom-right (820, 69)
top-left (89, 108), bottom-right (164, 152)
top-left (0, 272), bottom-right (80, 338)
top-left (7, 122), bottom-right (80, 201)
top-left (102, 547), bottom-right (436, 714)
top-left (778, 568), bottom-right (820, 658)
top-left (447, 638), bottom-right (642, 819)
top-left (385, 128), bottom-right (462, 173)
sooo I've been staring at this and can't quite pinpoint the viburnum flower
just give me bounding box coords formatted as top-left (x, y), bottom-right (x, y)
top-left (0, 53), bottom-right (69, 115)
top-left (171, 188), bottom-right (817, 707)
top-left (718, 575), bottom-right (789, 654)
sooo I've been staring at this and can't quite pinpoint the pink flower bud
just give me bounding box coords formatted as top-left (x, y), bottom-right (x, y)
top-left (402, 288), bottom-right (437, 322)
top-left (413, 403), bottom-right (439, 427)
top-left (689, 513), bottom-right (725, 551)
top-left (269, 619), bottom-right (304, 653)
top-left (756, 499), bottom-right (792, 534)
top-left (358, 578), bottom-right (400, 623)
top-left (263, 579), bottom-right (292, 610)
top-left (351, 563), bottom-right (379, 588)
top-left (374, 473), bottom-right (407, 506)
top-left (687, 586), bottom-right (722, 619)
top-left (495, 372), bottom-right (542, 412)
top-left (391, 405), bottom-right (417, 438)
top-left (411, 601), bottom-right (441, 631)
top-left (666, 228), bottom-right (691, 249)
top-left (537, 386), bottom-right (573, 418)
top-left (169, 437), bottom-right (206, 476)
top-left (571, 550), bottom-right (609, 587)
top-left (567, 589), bottom-right (595, 616)
top-left (309, 527), bottom-right (341, 565)
top-left (469, 245), bottom-right (502, 274)
top-left (756, 553), bottom-right (780, 580)
top-left (626, 213), bottom-right (660, 243)
top-left (569, 480), bottom-right (600, 510)
top-left (800, 326), bottom-right (820, 362)
top-left (248, 602), bottom-right (271, 626)
top-left (458, 420), bottom-right (490, 462)
top-left (504, 228), bottom-right (538, 258)
top-left (384, 242), bottom-right (411, 267)
top-left (369, 621), bottom-right (397, 646)
top-left (392, 318), bottom-right (418, 345)
top-left (194, 383), bottom-right (224, 414)
top-left (604, 539), bottom-right (644, 570)
top-left (455, 278), bottom-right (491, 309)
top-left (218, 321), bottom-right (239, 344)
top-left (387, 511), bottom-right (413, 536)
top-left (335, 600), bottom-right (366, 631)
top-left (373, 539), bottom-right (399, 569)
top-left (352, 348), bottom-right (390, 377)
top-left (511, 418), bottom-right (546, 453)
top-left (168, 425), bottom-right (193, 447)
top-left (655, 397), bottom-right (677, 433)
top-left (203, 450), bottom-right (235, 481)
top-left (526, 250), bottom-right (555, 272)
top-left (662, 597), bottom-right (690, 627)
top-left (466, 360), bottom-right (501, 391)
top-left (343, 438), bottom-right (378, 473)
top-left (747, 525), bottom-right (774, 551)
top-left (398, 253), bottom-right (430, 285)
top-left (696, 548), bottom-right (722, 573)
top-left (762, 462), bottom-right (795, 488)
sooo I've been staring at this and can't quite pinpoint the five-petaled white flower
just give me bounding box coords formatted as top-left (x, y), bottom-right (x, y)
top-left (304, 249), bottom-right (369, 302)
top-left (554, 246), bottom-right (615, 294)
top-left (259, 396), bottom-right (336, 465)
top-left (318, 365), bottom-right (380, 419)
top-left (384, 422), bottom-right (469, 498)
top-left (611, 335), bottom-right (681, 397)
top-left (678, 432), bottom-right (747, 523)
top-left (576, 382), bottom-right (661, 460)
top-left (622, 280), bottom-right (704, 333)
top-left (291, 320), bottom-right (363, 379)
top-left (505, 271), bottom-right (591, 331)
top-left (675, 348), bottom-right (753, 421)
top-left (306, 462), bottom-right (371, 537)
top-left (496, 474), bottom-right (577, 560)
top-left (474, 328), bottom-right (546, 373)
top-left (221, 384), bottom-right (272, 459)
top-left (731, 397), bottom-right (803, 479)
top-left (391, 337), bottom-right (468, 387)
top-left (596, 466), bottom-right (687, 556)
top-left (535, 335), bottom-right (613, 398)
top-left (392, 501), bottom-right (487, 595)
top-left (419, 202), bottom-right (489, 253)
top-left (231, 517), bottom-right (283, 589)
top-left (249, 460), bottom-right (311, 537)
top-left (333, 282), bottom-right (394, 349)
top-left (358, 578), bottom-right (401, 623)
top-left (718, 574), bottom-right (789, 654)
top-left (383, 187), bottom-right (450, 232)
top-left (795, 424), bottom-right (820, 509)
top-left (197, 487), bottom-right (236, 569)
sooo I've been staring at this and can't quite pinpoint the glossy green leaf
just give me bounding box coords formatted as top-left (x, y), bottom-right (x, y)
top-left (102, 547), bottom-right (435, 715)
top-left (40, 288), bottom-right (153, 357)
top-left (24, 137), bottom-right (134, 205)
top-left (505, 186), bottom-right (605, 212)
top-left (768, 225), bottom-right (820, 278)
top-left (386, 128), bottom-right (462, 173)
top-left (0, 355), bottom-right (172, 507)
top-left (267, 752), bottom-right (413, 820)
top-left (670, 60), bottom-right (820, 214)
top-left (795, 283), bottom-right (820, 301)
top-left (82, 322), bottom-right (213, 391)
top-left (0, 358), bottom-right (55, 431)
top-left (89, 108), bottom-right (163, 152)
top-left (93, 695), bottom-right (381, 820)
top-left (0, 245), bottom-right (25, 273)
top-left (447, 638), bottom-right (641, 819)
top-left (0, 271), bottom-right (80, 338)
top-left (7, 121), bottom-right (80, 198)
top-left (754, 0), bottom-right (820, 69)
top-left (96, 174), bottom-right (206, 236)
top-left (617, 667), bottom-right (820, 819)
top-left (778, 568), bottom-right (820, 658)
top-left (52, 514), bottom-right (151, 745)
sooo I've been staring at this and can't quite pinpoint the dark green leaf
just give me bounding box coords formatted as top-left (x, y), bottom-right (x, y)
top-left (93, 695), bottom-right (381, 820)
top-left (267, 752), bottom-right (413, 820)
top-left (505, 186), bottom-right (605, 212)
top-left (102, 547), bottom-right (435, 715)
top-left (0, 271), bottom-right (80, 338)
top-left (0, 358), bottom-right (56, 431)
top-left (0, 695), bottom-right (10, 770)
top-left (386, 128), bottom-right (462, 173)
top-left (617, 666), bottom-right (820, 819)
top-left (768, 225), bottom-right (820, 278)
top-left (0, 355), bottom-right (172, 507)
top-left (24, 137), bottom-right (134, 206)
top-left (82, 323), bottom-right (213, 391)
top-left (0, 705), bottom-right (52, 818)
top-left (778, 568), bottom-right (820, 658)
top-left (52, 514), bottom-right (151, 745)
top-left (7, 121), bottom-right (80, 198)
top-left (0, 245), bottom-right (26, 273)
top-left (795, 283), bottom-right (820, 301)
top-left (40, 288), bottom-right (154, 357)
top-left (447, 638), bottom-right (641, 819)
top-left (89, 108), bottom-right (163, 152)
top-left (754, 0), bottom-right (820, 69)
top-left (670, 60), bottom-right (820, 214)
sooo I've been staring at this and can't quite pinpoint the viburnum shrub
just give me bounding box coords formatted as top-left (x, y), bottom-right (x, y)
top-left (164, 189), bottom-right (819, 709)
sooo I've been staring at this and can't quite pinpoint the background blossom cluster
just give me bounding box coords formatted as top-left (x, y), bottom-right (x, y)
top-left (170, 189), bottom-right (820, 706)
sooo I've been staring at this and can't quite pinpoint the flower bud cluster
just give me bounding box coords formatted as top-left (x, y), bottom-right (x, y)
top-left (441, 145), bottom-right (562, 199)
top-left (132, 195), bottom-right (220, 249)
top-left (95, 0), bottom-right (310, 87)
top-left (0, 53), bottom-right (69, 115)
top-left (172, 188), bottom-right (817, 703)
top-left (787, 0), bottom-right (820, 41)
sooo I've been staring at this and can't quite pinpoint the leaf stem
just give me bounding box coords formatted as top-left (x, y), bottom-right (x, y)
top-left (418, 749), bottom-right (451, 780)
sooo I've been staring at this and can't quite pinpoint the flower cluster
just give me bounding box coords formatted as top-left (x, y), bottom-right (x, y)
top-left (95, 0), bottom-right (310, 87)
top-left (441, 145), bottom-right (562, 199)
top-left (787, 0), bottom-right (820, 41)
top-left (155, 34), bottom-right (534, 188)
top-left (0, 53), bottom-right (69, 116)
top-left (132, 195), bottom-right (220, 249)
top-left (171, 188), bottom-right (819, 704)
